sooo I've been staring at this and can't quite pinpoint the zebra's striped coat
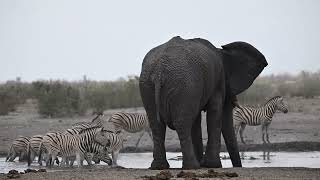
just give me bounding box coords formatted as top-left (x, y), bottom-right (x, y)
top-left (108, 112), bottom-right (152, 149)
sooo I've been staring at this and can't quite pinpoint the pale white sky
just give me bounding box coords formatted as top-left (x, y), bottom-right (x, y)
top-left (0, 0), bottom-right (319, 82)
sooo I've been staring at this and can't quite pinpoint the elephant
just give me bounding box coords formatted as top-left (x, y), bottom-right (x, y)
top-left (139, 36), bottom-right (268, 169)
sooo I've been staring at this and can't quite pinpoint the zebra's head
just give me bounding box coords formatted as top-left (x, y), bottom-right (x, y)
top-left (275, 96), bottom-right (288, 113)
top-left (94, 127), bottom-right (112, 148)
top-left (95, 149), bottom-right (112, 165)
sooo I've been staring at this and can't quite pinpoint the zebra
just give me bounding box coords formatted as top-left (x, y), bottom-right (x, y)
top-left (63, 114), bottom-right (104, 165)
top-left (233, 96), bottom-right (288, 144)
top-left (100, 129), bottom-right (124, 166)
top-left (27, 135), bottom-right (44, 166)
top-left (71, 112), bottom-right (104, 129)
top-left (6, 136), bottom-right (30, 162)
top-left (39, 127), bottom-right (112, 167)
top-left (108, 112), bottom-right (152, 149)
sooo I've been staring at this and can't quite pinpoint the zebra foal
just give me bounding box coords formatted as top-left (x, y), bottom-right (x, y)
top-left (108, 112), bottom-right (152, 148)
top-left (233, 96), bottom-right (288, 144)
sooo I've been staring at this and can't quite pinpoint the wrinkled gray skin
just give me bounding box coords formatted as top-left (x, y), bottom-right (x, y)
top-left (139, 36), bottom-right (268, 169)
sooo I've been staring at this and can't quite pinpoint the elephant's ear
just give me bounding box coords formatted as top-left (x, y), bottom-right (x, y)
top-left (222, 41), bottom-right (268, 95)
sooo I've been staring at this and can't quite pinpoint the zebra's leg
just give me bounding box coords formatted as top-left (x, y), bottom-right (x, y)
top-left (84, 153), bottom-right (93, 166)
top-left (135, 132), bottom-right (145, 151)
top-left (233, 124), bottom-right (240, 142)
top-left (261, 124), bottom-right (267, 144)
top-left (37, 152), bottom-right (43, 166)
top-left (266, 123), bottom-right (271, 144)
top-left (45, 152), bottom-right (51, 167)
top-left (51, 152), bottom-right (58, 167)
top-left (76, 153), bottom-right (82, 168)
top-left (111, 151), bottom-right (119, 167)
top-left (68, 156), bottom-right (75, 167)
top-left (92, 154), bottom-right (101, 164)
top-left (239, 124), bottom-right (246, 144)
top-left (60, 157), bottom-right (67, 167)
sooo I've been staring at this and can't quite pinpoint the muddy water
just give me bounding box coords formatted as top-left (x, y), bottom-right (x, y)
top-left (1, 151), bottom-right (319, 173)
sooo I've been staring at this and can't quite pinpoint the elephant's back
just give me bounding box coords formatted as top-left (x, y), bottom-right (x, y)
top-left (140, 36), bottom-right (219, 77)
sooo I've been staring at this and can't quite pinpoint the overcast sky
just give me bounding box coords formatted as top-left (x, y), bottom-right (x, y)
top-left (0, 0), bottom-right (319, 82)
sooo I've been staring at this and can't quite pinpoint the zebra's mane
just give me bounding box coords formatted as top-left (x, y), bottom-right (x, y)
top-left (263, 96), bottom-right (282, 105)
top-left (78, 126), bottom-right (101, 134)
top-left (91, 112), bottom-right (103, 123)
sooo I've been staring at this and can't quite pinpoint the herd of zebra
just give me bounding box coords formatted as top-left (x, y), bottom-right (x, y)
top-left (5, 112), bottom-right (151, 167)
top-left (5, 96), bottom-right (288, 167)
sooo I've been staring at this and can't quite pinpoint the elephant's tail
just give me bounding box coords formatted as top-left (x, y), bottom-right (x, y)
top-left (154, 75), bottom-right (161, 124)
top-left (152, 62), bottom-right (163, 124)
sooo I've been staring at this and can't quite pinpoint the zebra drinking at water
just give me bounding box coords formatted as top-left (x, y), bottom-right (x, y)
top-left (6, 136), bottom-right (30, 162)
top-left (108, 112), bottom-right (152, 149)
top-left (233, 96), bottom-right (288, 144)
top-left (39, 127), bottom-right (112, 167)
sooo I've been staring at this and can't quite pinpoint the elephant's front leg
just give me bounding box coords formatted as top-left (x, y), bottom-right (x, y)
top-left (150, 120), bottom-right (169, 169)
top-left (202, 98), bottom-right (223, 168)
top-left (175, 118), bottom-right (200, 169)
top-left (191, 113), bottom-right (203, 163)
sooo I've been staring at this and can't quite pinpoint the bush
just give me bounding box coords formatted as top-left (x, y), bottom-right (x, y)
top-left (0, 81), bottom-right (29, 115)
top-left (32, 81), bottom-right (83, 117)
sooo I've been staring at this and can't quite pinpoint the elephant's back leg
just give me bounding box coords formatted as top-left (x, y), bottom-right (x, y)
top-left (191, 113), bottom-right (203, 163)
top-left (139, 85), bottom-right (169, 170)
top-left (202, 83), bottom-right (225, 168)
top-left (171, 97), bottom-right (202, 169)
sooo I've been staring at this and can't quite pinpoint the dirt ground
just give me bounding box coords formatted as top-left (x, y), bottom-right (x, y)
top-left (0, 97), bottom-right (319, 155)
top-left (1, 167), bottom-right (320, 180)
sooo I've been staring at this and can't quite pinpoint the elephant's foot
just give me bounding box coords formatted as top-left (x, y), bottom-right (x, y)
top-left (200, 159), bottom-right (222, 168)
top-left (182, 159), bottom-right (200, 169)
top-left (149, 159), bottom-right (170, 170)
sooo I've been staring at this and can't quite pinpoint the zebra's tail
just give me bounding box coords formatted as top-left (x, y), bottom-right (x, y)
top-left (5, 144), bottom-right (13, 162)
top-left (27, 142), bottom-right (32, 166)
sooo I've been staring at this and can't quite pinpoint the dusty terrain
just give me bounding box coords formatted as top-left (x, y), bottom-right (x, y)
top-left (1, 167), bottom-right (320, 180)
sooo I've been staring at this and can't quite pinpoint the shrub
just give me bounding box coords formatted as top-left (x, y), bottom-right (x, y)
top-left (32, 81), bottom-right (83, 117)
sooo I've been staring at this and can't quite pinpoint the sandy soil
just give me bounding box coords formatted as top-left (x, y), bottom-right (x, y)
top-left (1, 167), bottom-right (320, 180)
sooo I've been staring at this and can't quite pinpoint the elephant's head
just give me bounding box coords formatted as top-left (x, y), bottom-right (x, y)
top-left (221, 42), bottom-right (268, 95)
